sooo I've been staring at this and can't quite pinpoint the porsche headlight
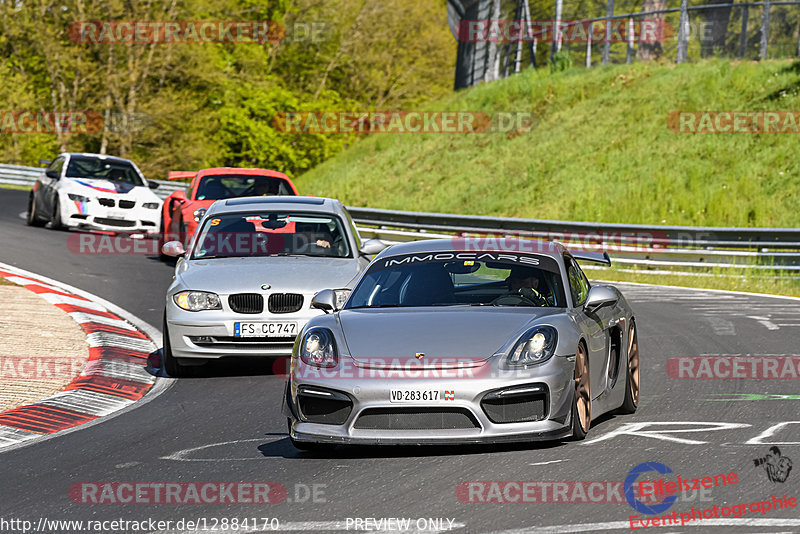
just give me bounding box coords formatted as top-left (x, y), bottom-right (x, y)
top-left (300, 328), bottom-right (338, 368)
top-left (193, 208), bottom-right (207, 222)
top-left (173, 291), bottom-right (222, 311)
top-left (508, 326), bottom-right (557, 366)
top-left (68, 193), bottom-right (91, 202)
top-left (143, 202), bottom-right (160, 209)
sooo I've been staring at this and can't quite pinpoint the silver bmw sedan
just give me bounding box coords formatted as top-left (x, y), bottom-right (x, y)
top-left (161, 196), bottom-right (384, 376)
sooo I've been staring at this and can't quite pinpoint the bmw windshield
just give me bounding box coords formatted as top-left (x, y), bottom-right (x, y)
top-left (191, 211), bottom-right (351, 259)
top-left (65, 156), bottom-right (144, 186)
top-left (346, 253), bottom-right (567, 308)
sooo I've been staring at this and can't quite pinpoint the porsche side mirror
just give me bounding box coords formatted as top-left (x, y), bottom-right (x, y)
top-left (584, 285), bottom-right (618, 313)
top-left (172, 190), bottom-right (187, 202)
top-left (148, 181), bottom-right (160, 190)
top-left (45, 169), bottom-right (59, 179)
top-left (311, 289), bottom-right (351, 313)
top-left (311, 289), bottom-right (336, 312)
top-left (162, 241), bottom-right (186, 257)
top-left (359, 239), bottom-right (386, 256)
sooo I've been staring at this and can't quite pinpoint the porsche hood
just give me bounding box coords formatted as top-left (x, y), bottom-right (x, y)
top-left (338, 307), bottom-right (563, 365)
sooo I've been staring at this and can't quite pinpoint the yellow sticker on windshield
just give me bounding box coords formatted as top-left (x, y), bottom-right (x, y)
top-left (464, 261), bottom-right (474, 266)
top-left (210, 218), bottom-right (221, 226)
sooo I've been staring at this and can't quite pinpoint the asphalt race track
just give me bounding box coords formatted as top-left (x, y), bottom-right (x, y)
top-left (1, 187), bottom-right (799, 533)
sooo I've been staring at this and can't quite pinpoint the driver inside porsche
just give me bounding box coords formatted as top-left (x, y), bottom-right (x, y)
top-left (506, 266), bottom-right (551, 306)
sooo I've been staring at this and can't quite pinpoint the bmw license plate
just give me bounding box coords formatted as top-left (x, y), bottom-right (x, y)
top-left (234, 321), bottom-right (298, 338)
top-left (389, 389), bottom-right (447, 403)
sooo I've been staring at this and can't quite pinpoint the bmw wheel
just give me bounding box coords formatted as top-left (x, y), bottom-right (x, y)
top-left (26, 192), bottom-right (46, 227)
top-left (50, 196), bottom-right (64, 230)
top-left (162, 313), bottom-right (186, 377)
top-left (570, 342), bottom-right (591, 440)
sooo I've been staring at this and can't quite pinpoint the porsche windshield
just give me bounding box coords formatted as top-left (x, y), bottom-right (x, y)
top-left (65, 156), bottom-right (144, 186)
top-left (191, 212), bottom-right (350, 259)
top-left (194, 175), bottom-right (294, 200)
top-left (346, 254), bottom-right (567, 308)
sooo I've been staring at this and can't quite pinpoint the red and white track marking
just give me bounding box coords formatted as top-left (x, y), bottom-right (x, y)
top-left (0, 267), bottom-right (157, 449)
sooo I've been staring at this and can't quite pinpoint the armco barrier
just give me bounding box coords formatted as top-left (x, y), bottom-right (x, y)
top-left (2, 163), bottom-right (798, 270)
top-left (0, 163), bottom-right (186, 200)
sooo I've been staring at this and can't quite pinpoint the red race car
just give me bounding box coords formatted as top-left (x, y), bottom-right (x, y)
top-left (159, 167), bottom-right (298, 254)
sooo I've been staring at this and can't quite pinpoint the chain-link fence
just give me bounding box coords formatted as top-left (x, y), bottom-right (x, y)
top-left (448, 0), bottom-right (800, 88)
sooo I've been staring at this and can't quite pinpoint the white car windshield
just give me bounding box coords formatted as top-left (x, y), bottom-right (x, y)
top-left (191, 211), bottom-right (351, 259)
top-left (346, 254), bottom-right (567, 308)
top-left (66, 156), bottom-right (144, 187)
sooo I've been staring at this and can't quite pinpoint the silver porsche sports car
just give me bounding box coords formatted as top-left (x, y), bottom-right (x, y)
top-left (161, 196), bottom-right (385, 376)
top-left (284, 238), bottom-right (640, 449)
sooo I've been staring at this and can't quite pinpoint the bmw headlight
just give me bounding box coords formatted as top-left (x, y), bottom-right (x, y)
top-left (143, 202), bottom-right (160, 209)
top-left (173, 291), bottom-right (222, 311)
top-left (68, 193), bottom-right (90, 202)
top-left (193, 208), bottom-right (207, 222)
top-left (300, 328), bottom-right (338, 368)
top-left (507, 326), bottom-right (557, 366)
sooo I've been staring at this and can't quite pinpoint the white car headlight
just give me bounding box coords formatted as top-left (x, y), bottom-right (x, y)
top-left (173, 291), bottom-right (222, 311)
top-left (143, 202), bottom-right (160, 209)
top-left (300, 328), bottom-right (338, 368)
top-left (68, 193), bottom-right (91, 202)
top-left (507, 326), bottom-right (557, 366)
top-left (193, 208), bottom-right (207, 222)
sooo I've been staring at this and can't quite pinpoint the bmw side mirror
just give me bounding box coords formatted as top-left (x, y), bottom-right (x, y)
top-left (45, 169), bottom-right (59, 179)
top-left (311, 289), bottom-right (351, 313)
top-left (162, 241), bottom-right (186, 257)
top-left (584, 285), bottom-right (618, 313)
top-left (359, 239), bottom-right (386, 256)
top-left (148, 181), bottom-right (160, 189)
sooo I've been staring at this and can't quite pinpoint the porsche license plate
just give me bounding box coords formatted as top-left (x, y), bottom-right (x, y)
top-left (234, 321), bottom-right (298, 338)
top-left (389, 389), bottom-right (445, 403)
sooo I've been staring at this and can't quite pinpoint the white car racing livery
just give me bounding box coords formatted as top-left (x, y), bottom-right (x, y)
top-left (27, 152), bottom-right (163, 234)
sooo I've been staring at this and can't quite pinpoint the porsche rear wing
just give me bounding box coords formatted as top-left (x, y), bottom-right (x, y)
top-left (570, 250), bottom-right (611, 266)
top-left (168, 171), bottom-right (195, 180)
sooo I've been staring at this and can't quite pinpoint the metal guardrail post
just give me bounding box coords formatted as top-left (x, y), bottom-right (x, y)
top-left (740, 6), bottom-right (750, 58)
top-left (626, 17), bottom-right (634, 64)
top-left (676, 0), bottom-right (690, 63)
top-left (602, 0), bottom-right (615, 65)
top-left (797, 10), bottom-right (800, 56)
top-left (587, 23), bottom-right (593, 68)
top-left (760, 0), bottom-right (771, 60)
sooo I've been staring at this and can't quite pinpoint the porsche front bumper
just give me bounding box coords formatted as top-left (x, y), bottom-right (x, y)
top-left (285, 355), bottom-right (577, 445)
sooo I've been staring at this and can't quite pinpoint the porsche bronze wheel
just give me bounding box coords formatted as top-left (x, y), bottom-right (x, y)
top-left (618, 320), bottom-right (640, 414)
top-left (570, 342), bottom-right (591, 440)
